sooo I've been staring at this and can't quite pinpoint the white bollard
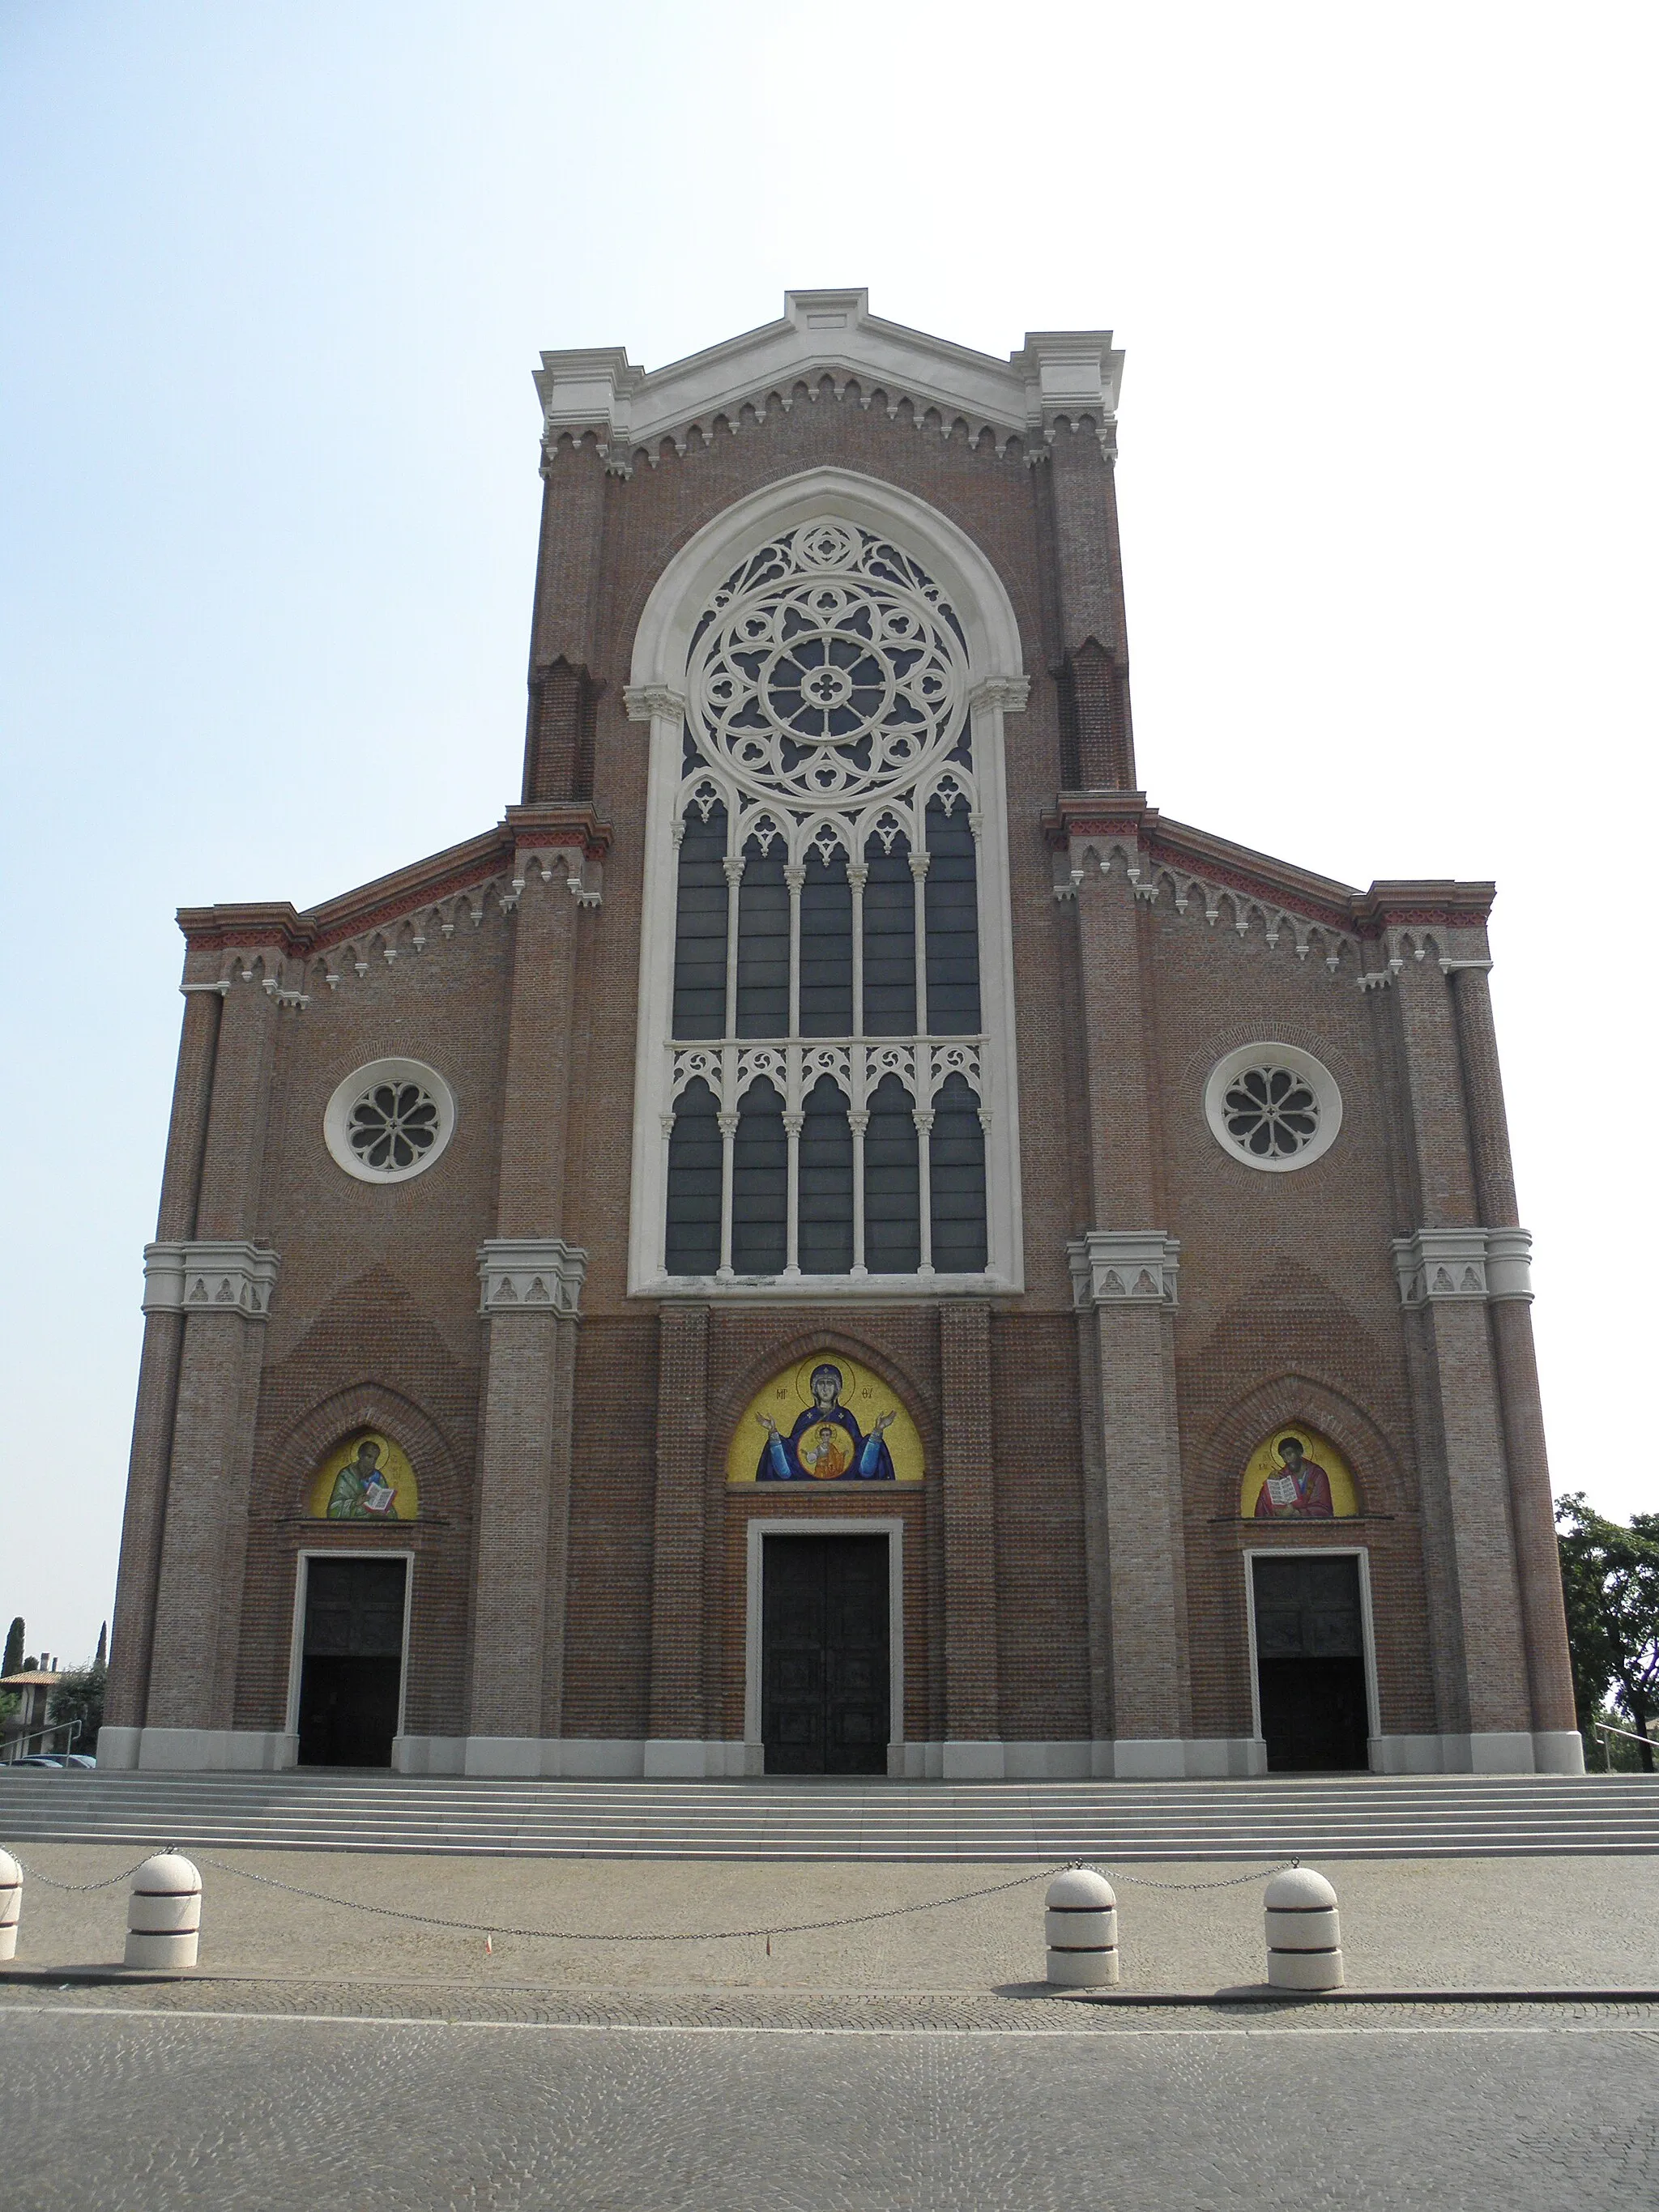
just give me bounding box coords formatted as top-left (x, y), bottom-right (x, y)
top-left (1264, 1865), bottom-right (1344, 1991)
top-left (124, 1852), bottom-right (202, 1971)
top-left (1045, 1867), bottom-right (1119, 1988)
top-left (0, 1849), bottom-right (19, 1961)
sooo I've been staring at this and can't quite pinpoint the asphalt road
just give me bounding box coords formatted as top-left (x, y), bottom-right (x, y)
top-left (2, 2002), bottom-right (1655, 2210)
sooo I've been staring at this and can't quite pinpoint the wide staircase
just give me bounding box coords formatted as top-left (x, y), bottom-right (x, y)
top-left (0, 1771), bottom-right (1654, 1860)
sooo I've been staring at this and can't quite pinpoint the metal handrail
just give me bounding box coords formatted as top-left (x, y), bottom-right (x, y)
top-left (0, 1717), bottom-right (83, 1767)
top-left (1593, 1718), bottom-right (1656, 1769)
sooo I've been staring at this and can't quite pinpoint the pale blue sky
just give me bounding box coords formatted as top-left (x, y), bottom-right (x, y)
top-left (3, 2), bottom-right (1655, 1664)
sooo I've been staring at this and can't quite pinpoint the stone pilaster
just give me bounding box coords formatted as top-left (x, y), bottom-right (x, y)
top-left (646, 1304), bottom-right (710, 1773)
top-left (940, 1301), bottom-right (999, 1773)
top-left (1060, 815), bottom-right (1190, 1774)
top-left (467, 845), bottom-right (593, 1762)
top-left (1449, 961), bottom-right (1580, 1758)
top-left (105, 984), bottom-right (224, 1736)
top-left (139, 974), bottom-right (279, 1744)
top-left (1378, 931), bottom-right (1538, 1764)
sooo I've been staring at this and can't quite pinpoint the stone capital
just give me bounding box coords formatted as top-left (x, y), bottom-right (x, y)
top-left (1067, 1230), bottom-right (1180, 1311)
top-left (477, 1238), bottom-right (588, 1318)
top-left (1391, 1225), bottom-right (1534, 1306)
top-left (623, 684), bottom-right (685, 725)
top-left (143, 1240), bottom-right (280, 1320)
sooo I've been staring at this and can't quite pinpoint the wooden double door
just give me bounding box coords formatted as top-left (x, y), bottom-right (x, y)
top-left (1252, 1554), bottom-right (1371, 1772)
top-left (761, 1534), bottom-right (891, 1775)
top-left (296, 1557), bottom-right (407, 1768)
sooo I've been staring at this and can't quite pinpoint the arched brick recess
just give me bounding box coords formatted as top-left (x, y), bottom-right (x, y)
top-left (707, 1324), bottom-right (939, 1473)
top-left (1196, 1375), bottom-right (1409, 1520)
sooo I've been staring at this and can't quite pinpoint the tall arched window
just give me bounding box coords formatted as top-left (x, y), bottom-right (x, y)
top-left (629, 478), bottom-right (1026, 1295)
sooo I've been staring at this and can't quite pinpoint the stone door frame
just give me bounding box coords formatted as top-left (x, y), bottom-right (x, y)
top-left (744, 1517), bottom-right (905, 1776)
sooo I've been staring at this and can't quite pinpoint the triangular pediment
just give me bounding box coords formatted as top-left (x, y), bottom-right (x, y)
top-left (535, 289), bottom-right (1124, 462)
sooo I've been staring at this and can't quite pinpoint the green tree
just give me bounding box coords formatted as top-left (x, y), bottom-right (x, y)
top-left (1556, 1494), bottom-right (1659, 1773)
top-left (1, 1619), bottom-right (22, 1677)
top-left (48, 1662), bottom-right (106, 1758)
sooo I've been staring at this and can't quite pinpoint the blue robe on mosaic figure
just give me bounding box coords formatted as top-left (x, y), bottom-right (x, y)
top-left (755, 1362), bottom-right (898, 1481)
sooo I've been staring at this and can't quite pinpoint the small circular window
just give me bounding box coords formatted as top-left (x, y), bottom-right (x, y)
top-left (1204, 1044), bottom-right (1341, 1174)
top-left (323, 1059), bottom-right (456, 1184)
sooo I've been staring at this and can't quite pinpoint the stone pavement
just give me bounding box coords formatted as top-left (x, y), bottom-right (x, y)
top-left (2, 2000), bottom-right (1656, 2210)
top-left (2, 1843), bottom-right (1657, 1995)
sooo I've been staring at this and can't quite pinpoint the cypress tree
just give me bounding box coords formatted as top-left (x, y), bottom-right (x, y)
top-left (1, 1618), bottom-right (22, 1677)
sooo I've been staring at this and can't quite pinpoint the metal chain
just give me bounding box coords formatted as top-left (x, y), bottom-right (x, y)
top-left (184, 1855), bottom-right (1064, 1942)
top-left (8, 1848), bottom-right (1292, 1933)
top-left (11, 1855), bottom-right (161, 1893)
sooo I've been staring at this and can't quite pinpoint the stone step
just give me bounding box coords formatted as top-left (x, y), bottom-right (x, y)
top-left (0, 1772), bottom-right (1653, 1859)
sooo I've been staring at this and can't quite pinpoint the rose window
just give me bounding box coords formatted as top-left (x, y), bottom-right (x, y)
top-left (1204, 1045), bottom-right (1342, 1174)
top-left (323, 1058), bottom-right (456, 1185)
top-left (347, 1080), bottom-right (441, 1172)
top-left (1222, 1066), bottom-right (1320, 1158)
top-left (690, 521), bottom-right (967, 806)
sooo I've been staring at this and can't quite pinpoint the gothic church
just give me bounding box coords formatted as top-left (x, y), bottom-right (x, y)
top-left (102, 292), bottom-right (1583, 1781)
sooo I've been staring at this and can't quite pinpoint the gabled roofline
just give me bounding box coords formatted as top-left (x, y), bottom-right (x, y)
top-left (535, 289), bottom-right (1124, 470)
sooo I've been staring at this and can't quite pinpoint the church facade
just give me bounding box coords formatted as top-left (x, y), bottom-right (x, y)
top-left (100, 292), bottom-right (1584, 1781)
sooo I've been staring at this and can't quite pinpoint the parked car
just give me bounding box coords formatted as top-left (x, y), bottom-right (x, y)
top-left (63, 1754), bottom-right (96, 1769)
top-left (8, 1753), bottom-right (65, 1768)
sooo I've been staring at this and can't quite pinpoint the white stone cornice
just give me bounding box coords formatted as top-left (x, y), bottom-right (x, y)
top-left (624, 684), bottom-right (686, 725)
top-left (179, 980), bottom-right (230, 998)
top-left (477, 1238), bottom-right (587, 1318)
top-left (1391, 1225), bottom-right (1534, 1306)
top-left (143, 1241), bottom-right (280, 1319)
top-left (537, 292), bottom-right (1123, 467)
top-left (1067, 1230), bottom-right (1180, 1311)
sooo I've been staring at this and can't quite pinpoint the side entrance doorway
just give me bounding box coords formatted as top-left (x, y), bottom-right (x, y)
top-left (1251, 1554), bottom-right (1371, 1773)
top-left (296, 1556), bottom-right (408, 1767)
top-left (761, 1534), bottom-right (890, 1775)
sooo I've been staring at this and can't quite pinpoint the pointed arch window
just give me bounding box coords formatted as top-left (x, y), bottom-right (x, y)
top-left (632, 491), bottom-right (1025, 1295)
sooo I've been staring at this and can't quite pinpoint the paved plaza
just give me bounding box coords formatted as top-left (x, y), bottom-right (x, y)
top-left (2, 2000), bottom-right (1657, 2210)
top-left (2, 1844), bottom-right (1656, 2206)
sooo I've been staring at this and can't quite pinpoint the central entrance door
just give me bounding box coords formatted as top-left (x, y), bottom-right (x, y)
top-left (1252, 1554), bottom-right (1371, 1772)
top-left (296, 1556), bottom-right (407, 1767)
top-left (761, 1534), bottom-right (890, 1775)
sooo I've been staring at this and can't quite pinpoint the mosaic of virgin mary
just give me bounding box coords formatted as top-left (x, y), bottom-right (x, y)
top-left (755, 1362), bottom-right (898, 1481)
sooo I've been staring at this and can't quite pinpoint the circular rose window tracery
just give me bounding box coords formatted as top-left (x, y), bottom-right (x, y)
top-left (689, 520), bottom-right (968, 807)
top-left (1203, 1044), bottom-right (1342, 1174)
top-left (323, 1058), bottom-right (456, 1185)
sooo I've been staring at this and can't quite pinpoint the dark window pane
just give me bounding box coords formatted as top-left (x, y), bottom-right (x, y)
top-left (923, 800), bottom-right (980, 1034)
top-left (665, 1077), bottom-right (722, 1276)
top-left (864, 1072), bottom-right (919, 1272)
top-left (798, 1076), bottom-right (853, 1274)
top-left (928, 1072), bottom-right (987, 1272)
top-left (861, 841), bottom-right (915, 1037)
top-left (800, 851), bottom-right (852, 1037)
top-left (732, 1078), bottom-right (787, 1274)
top-left (737, 848), bottom-right (790, 1037)
top-left (672, 804), bottom-right (729, 1040)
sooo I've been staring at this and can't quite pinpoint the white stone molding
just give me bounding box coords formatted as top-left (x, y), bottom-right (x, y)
top-left (322, 1058), bottom-right (457, 1185)
top-left (1392, 1225), bottom-right (1534, 1306)
top-left (1067, 1231), bottom-right (1181, 1311)
top-left (477, 1239), bottom-right (588, 1318)
top-left (1204, 1043), bottom-right (1342, 1174)
top-left (536, 292), bottom-right (1123, 473)
top-left (178, 980), bottom-right (230, 998)
top-left (142, 1241), bottom-right (281, 1320)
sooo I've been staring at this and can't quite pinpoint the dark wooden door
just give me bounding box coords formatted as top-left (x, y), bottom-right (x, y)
top-left (762, 1535), bottom-right (890, 1775)
top-left (1252, 1554), bottom-right (1370, 1772)
top-left (297, 1557), bottom-right (407, 1767)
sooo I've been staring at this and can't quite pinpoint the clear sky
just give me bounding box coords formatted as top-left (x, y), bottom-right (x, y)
top-left (2, 2), bottom-right (1655, 1666)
